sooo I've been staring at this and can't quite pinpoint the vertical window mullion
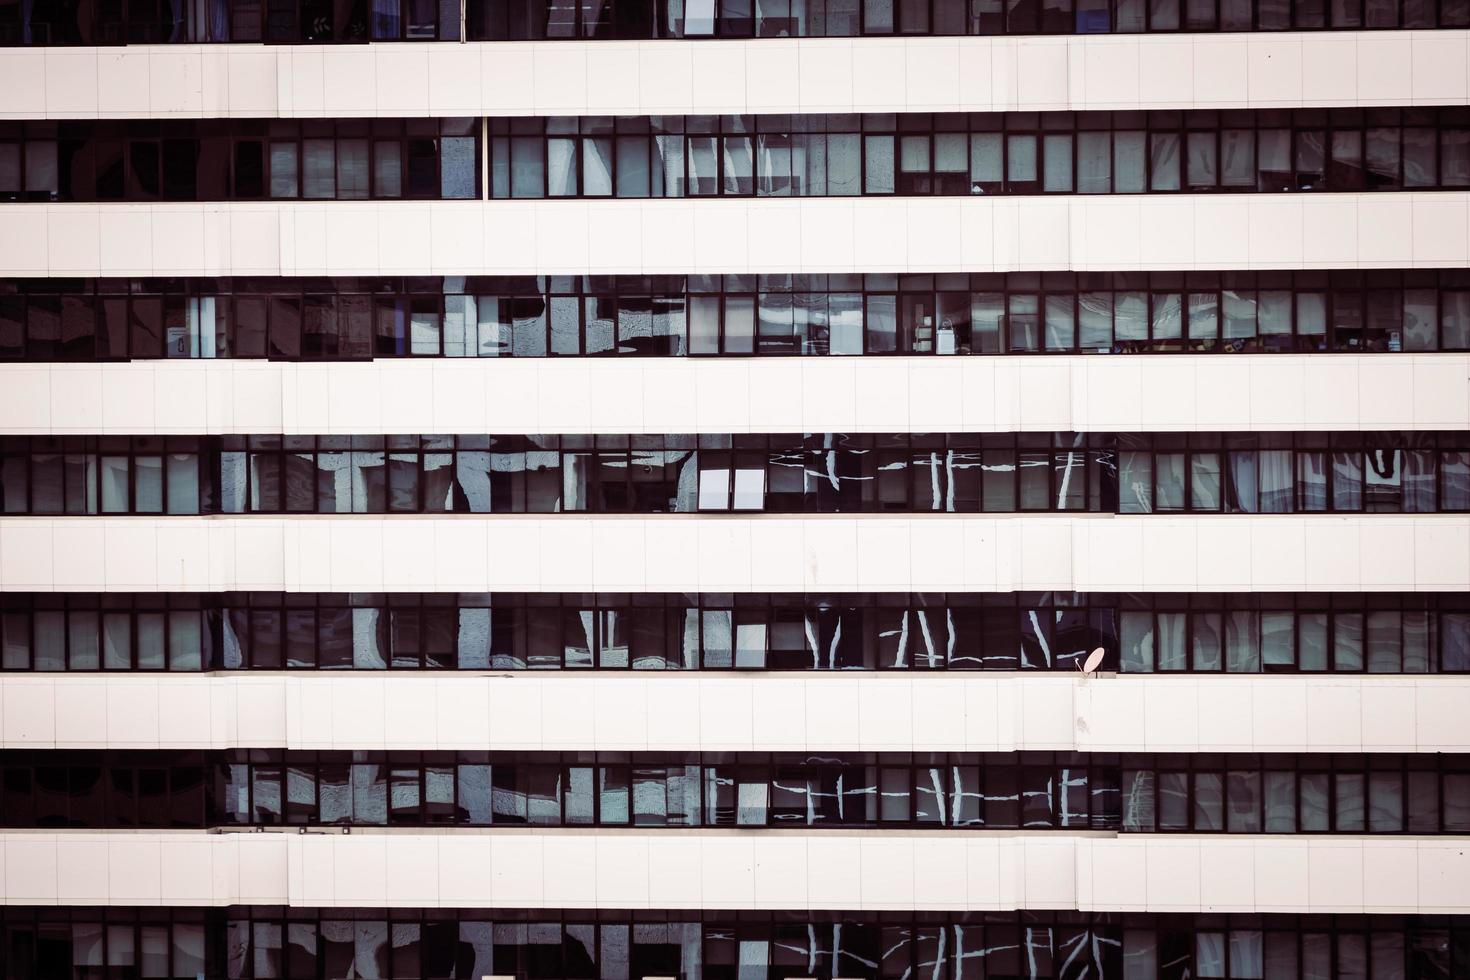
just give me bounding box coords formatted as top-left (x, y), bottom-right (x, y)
top-left (1437, 446), bottom-right (1446, 511)
top-left (717, 293), bottom-right (727, 354)
top-left (1152, 450), bottom-right (1161, 512)
top-left (1142, 119), bottom-right (1151, 188)
top-left (710, 131), bottom-right (723, 197)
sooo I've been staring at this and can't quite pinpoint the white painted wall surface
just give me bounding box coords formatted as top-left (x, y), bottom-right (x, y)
top-left (1, 515), bottom-right (1466, 593)
top-left (0, 32), bottom-right (1465, 119)
top-left (2, 355), bottom-right (1465, 436)
top-left (2, 832), bottom-right (1466, 914)
top-left (2, 194), bottom-right (1467, 278)
top-left (0, 673), bottom-right (1465, 753)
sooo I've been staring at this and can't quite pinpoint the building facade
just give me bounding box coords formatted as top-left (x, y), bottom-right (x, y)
top-left (1, 3), bottom-right (1469, 978)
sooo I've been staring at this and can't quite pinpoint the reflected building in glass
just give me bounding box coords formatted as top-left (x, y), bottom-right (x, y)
top-left (0, 3), bottom-right (1469, 979)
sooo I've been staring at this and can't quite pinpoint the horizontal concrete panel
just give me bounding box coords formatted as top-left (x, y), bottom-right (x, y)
top-left (0, 33), bottom-right (1466, 120)
top-left (2, 831), bottom-right (1466, 914)
top-left (0, 515), bottom-right (1466, 593)
top-left (3, 193), bottom-right (1469, 277)
top-left (1, 354), bottom-right (1466, 436)
top-left (0, 673), bottom-right (1465, 754)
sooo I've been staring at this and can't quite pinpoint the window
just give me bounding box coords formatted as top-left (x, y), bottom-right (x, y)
top-left (477, 109), bottom-right (1470, 200)
top-left (12, 430), bottom-right (1468, 515)
top-left (4, 272), bottom-right (1469, 363)
top-left (3, 592), bottom-right (1467, 676)
top-left (157, 749), bottom-right (1470, 832)
top-left (0, 119), bottom-right (478, 202)
top-left (0, 909), bottom-right (1460, 980)
top-left (6, 0), bottom-right (1470, 42)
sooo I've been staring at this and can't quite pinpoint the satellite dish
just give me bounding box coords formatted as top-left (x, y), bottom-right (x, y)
top-left (1079, 647), bottom-right (1107, 675)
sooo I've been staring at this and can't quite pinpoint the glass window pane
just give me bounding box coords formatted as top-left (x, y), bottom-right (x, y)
top-left (511, 137), bottom-right (545, 197)
top-left (1123, 930), bottom-right (1157, 979)
top-left (1366, 611), bottom-right (1401, 672)
top-left (970, 133), bottom-right (1002, 190)
top-left (1300, 773), bottom-right (1329, 831)
top-left (1117, 452), bottom-right (1152, 514)
top-left (1150, 292), bottom-right (1181, 341)
top-left (1196, 932), bottom-right (1226, 978)
top-left (1007, 134), bottom-right (1037, 187)
top-left (1191, 453), bottom-right (1221, 510)
top-left (302, 139), bottom-right (334, 198)
top-left (1156, 612), bottom-right (1186, 671)
top-left (1156, 453), bottom-right (1185, 511)
top-left (548, 138), bottom-right (578, 196)
top-left (1114, 131), bottom-right (1146, 193)
top-left (1369, 772), bottom-right (1403, 832)
top-left (584, 137), bottom-right (613, 196)
top-left (1227, 771), bottom-right (1260, 832)
top-left (1043, 134), bottom-right (1072, 191)
top-left (1187, 608), bottom-right (1223, 669)
top-left (1336, 772), bottom-right (1366, 831)
top-left (1121, 770), bottom-right (1155, 831)
top-left (1158, 772), bottom-right (1189, 828)
top-left (1149, 133), bottom-right (1180, 190)
top-left (441, 136), bottom-right (477, 199)
top-left (1260, 611), bottom-right (1294, 668)
top-left (864, 135), bottom-right (894, 194)
top-left (374, 141), bottom-right (403, 197)
top-left (1446, 772), bottom-right (1470, 831)
top-left (1120, 611), bottom-right (1153, 671)
top-left (1265, 933), bottom-right (1298, 978)
top-left (1263, 771), bottom-right (1295, 832)
top-left (1187, 131), bottom-right (1217, 188)
top-left (168, 611), bottom-right (203, 670)
top-left (333, 139), bottom-right (369, 199)
top-left (64, 610), bottom-right (98, 670)
top-left (1225, 611), bottom-right (1258, 672)
top-left (1335, 612), bottom-right (1364, 671)
top-left (1077, 132), bottom-right (1110, 193)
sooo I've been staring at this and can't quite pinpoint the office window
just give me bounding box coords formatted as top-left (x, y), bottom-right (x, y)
top-left (4, 271), bottom-right (1469, 362)
top-left (8, 0), bottom-right (1470, 41)
top-left (4, 591), bottom-right (1468, 675)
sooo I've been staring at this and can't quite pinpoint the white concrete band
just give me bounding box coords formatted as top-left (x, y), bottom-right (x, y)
top-left (2, 193), bottom-right (1467, 278)
top-left (1, 831), bottom-right (1464, 913)
top-left (0, 673), bottom-right (1464, 754)
top-left (0, 32), bottom-right (1465, 120)
top-left (1, 515), bottom-right (1466, 594)
top-left (2, 355), bottom-right (1465, 436)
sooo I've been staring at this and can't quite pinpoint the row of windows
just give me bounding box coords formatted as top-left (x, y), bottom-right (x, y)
top-left (4, 0), bottom-right (1469, 45)
top-left (3, 591), bottom-right (1467, 672)
top-left (5, 270), bottom-right (1470, 359)
top-left (0, 119), bottom-right (479, 203)
top-left (484, 109), bottom-right (1470, 198)
top-left (5, 110), bottom-right (1470, 202)
top-left (2, 432), bottom-right (1467, 516)
top-left (1, 907), bottom-right (1466, 980)
top-left (473, 0), bottom-right (1470, 36)
top-left (202, 750), bottom-right (1470, 834)
top-left (5, 748), bottom-right (1466, 834)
